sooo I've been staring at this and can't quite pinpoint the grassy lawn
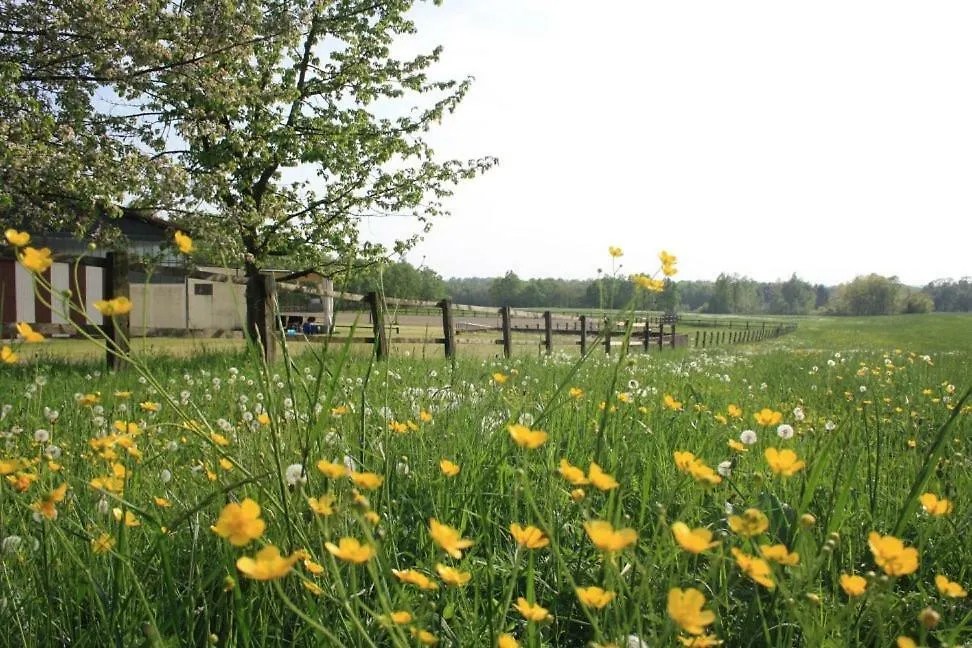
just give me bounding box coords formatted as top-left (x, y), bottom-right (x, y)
top-left (0, 313), bottom-right (969, 646)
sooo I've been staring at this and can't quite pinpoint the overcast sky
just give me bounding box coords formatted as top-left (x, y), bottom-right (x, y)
top-left (361, 1), bottom-right (972, 286)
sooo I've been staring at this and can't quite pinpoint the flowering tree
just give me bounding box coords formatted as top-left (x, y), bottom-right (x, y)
top-left (1, 0), bottom-right (495, 345)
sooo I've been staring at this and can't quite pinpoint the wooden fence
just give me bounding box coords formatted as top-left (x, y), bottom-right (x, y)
top-left (25, 252), bottom-right (797, 366)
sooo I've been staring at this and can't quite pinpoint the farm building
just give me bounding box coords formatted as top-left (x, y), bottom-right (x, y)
top-left (1, 213), bottom-right (333, 337)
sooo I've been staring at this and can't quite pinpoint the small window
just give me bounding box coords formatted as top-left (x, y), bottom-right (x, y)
top-left (194, 283), bottom-right (213, 296)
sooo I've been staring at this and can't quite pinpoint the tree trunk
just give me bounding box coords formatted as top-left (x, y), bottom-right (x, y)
top-left (245, 261), bottom-right (268, 352)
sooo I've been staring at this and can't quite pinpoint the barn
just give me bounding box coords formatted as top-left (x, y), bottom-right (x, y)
top-left (2, 214), bottom-right (333, 337)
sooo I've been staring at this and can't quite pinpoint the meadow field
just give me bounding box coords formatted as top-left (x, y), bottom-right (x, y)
top-left (0, 313), bottom-right (970, 647)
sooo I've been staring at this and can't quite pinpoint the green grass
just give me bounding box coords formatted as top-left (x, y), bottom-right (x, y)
top-left (0, 314), bottom-right (969, 647)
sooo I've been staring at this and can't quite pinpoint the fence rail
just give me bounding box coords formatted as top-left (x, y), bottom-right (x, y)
top-left (28, 254), bottom-right (798, 366)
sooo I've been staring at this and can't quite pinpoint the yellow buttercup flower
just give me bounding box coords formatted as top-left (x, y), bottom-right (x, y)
top-left (492, 372), bottom-right (509, 384)
top-left (671, 522), bottom-right (719, 554)
top-left (439, 459), bottom-right (460, 477)
top-left (1, 346), bottom-right (19, 364)
top-left (236, 545), bottom-right (299, 580)
top-left (765, 448), bottom-right (806, 477)
top-left (211, 498), bottom-right (266, 546)
top-left (91, 533), bottom-right (115, 554)
top-left (728, 509), bottom-right (769, 538)
top-left (558, 458), bottom-right (589, 485)
top-left (868, 532), bottom-right (919, 576)
top-left (677, 634), bottom-right (722, 647)
top-left (934, 574), bottom-right (967, 598)
top-left (153, 496), bottom-right (171, 508)
top-left (632, 274), bottom-right (665, 292)
top-left (385, 610), bottom-right (413, 625)
top-left (94, 296), bottom-right (133, 316)
top-left (112, 507), bottom-right (140, 527)
top-left (608, 246), bottom-right (623, 258)
top-left (410, 628), bottom-right (439, 646)
top-left (896, 637), bottom-right (917, 648)
top-left (514, 597), bottom-right (550, 622)
top-left (303, 558), bottom-right (325, 575)
top-left (687, 460), bottom-right (722, 486)
top-left (673, 451), bottom-right (698, 472)
top-left (436, 563), bottom-right (472, 587)
top-left (325, 537), bottom-right (375, 564)
top-left (32, 483), bottom-right (68, 520)
top-left (307, 494), bottom-right (335, 516)
top-left (728, 439), bottom-right (748, 453)
top-left (731, 548), bottom-right (775, 589)
top-left (507, 424), bottom-right (547, 449)
top-left (663, 394), bottom-right (683, 411)
top-left (727, 404), bottom-right (742, 419)
top-left (174, 231), bottom-right (194, 254)
top-left (317, 459), bottom-right (348, 479)
top-left (498, 634), bottom-right (520, 648)
top-left (509, 523), bottom-right (549, 549)
top-left (5, 229), bottom-right (29, 247)
top-left (919, 493), bottom-right (953, 516)
top-left (667, 587), bottom-right (715, 635)
top-left (429, 518), bottom-right (474, 559)
top-left (588, 462), bottom-right (619, 491)
top-left (568, 387), bottom-right (584, 399)
top-left (840, 574), bottom-right (868, 597)
top-left (576, 586), bottom-right (616, 609)
top-left (759, 544), bottom-right (799, 566)
top-left (392, 568), bottom-right (438, 590)
top-left (753, 408), bottom-right (783, 426)
top-left (584, 520), bottom-right (638, 553)
top-left (16, 322), bottom-right (44, 343)
top-left (349, 471), bottom-right (384, 490)
top-left (18, 246), bottom-right (53, 273)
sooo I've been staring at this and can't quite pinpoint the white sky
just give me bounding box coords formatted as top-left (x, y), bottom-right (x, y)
top-left (359, 0), bottom-right (972, 286)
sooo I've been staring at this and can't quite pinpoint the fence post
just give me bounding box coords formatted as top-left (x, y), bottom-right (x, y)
top-left (365, 292), bottom-right (387, 360)
top-left (500, 306), bottom-right (512, 358)
top-left (579, 315), bottom-right (587, 355)
top-left (438, 298), bottom-right (455, 359)
top-left (694, 330), bottom-right (699, 347)
top-left (701, 331), bottom-right (706, 348)
top-left (603, 318), bottom-right (611, 355)
top-left (643, 318), bottom-right (650, 352)
top-left (543, 310), bottom-right (553, 354)
top-left (103, 249), bottom-right (131, 371)
top-left (657, 321), bottom-right (664, 350)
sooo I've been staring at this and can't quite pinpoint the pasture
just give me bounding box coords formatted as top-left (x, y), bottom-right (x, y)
top-left (0, 313), bottom-right (970, 647)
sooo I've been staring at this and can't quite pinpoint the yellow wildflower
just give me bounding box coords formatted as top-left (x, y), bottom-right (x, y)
top-left (663, 394), bottom-right (683, 411)
top-left (236, 545), bottom-right (299, 580)
top-left (558, 458), bottom-right (589, 485)
top-left (18, 246), bottom-right (53, 273)
top-left (728, 509), bottom-right (769, 538)
top-left (588, 462), bottom-right (619, 491)
top-left (514, 597), bottom-right (550, 622)
top-left (348, 471), bottom-right (383, 490)
top-left (919, 493), bottom-right (953, 516)
top-left (439, 459), bottom-right (460, 477)
top-left (5, 229), bottom-right (29, 247)
top-left (765, 448), bottom-right (806, 477)
top-left (174, 231), bottom-right (194, 254)
top-left (934, 574), bottom-right (967, 598)
top-left (16, 322), bottom-right (44, 343)
top-left (753, 408), bottom-right (783, 426)
top-left (94, 296), bottom-right (133, 316)
top-left (759, 544), bottom-right (799, 565)
top-left (211, 498), bottom-right (266, 546)
top-left (307, 494), bottom-right (335, 516)
top-left (576, 586), bottom-right (616, 609)
top-left (1, 346), bottom-right (18, 364)
top-left (429, 518), bottom-right (474, 559)
top-left (507, 424), bottom-right (547, 449)
top-left (868, 532), bottom-right (919, 576)
top-left (316, 459), bottom-right (348, 479)
top-left (671, 522), bottom-right (719, 554)
top-left (392, 568), bottom-right (438, 590)
top-left (839, 574), bottom-right (867, 597)
top-left (667, 587), bottom-right (715, 635)
top-left (91, 533), bottom-right (115, 554)
top-left (584, 520), bottom-right (638, 553)
top-left (731, 548), bottom-right (775, 589)
top-left (325, 537), bottom-right (375, 564)
top-left (509, 523), bottom-right (549, 549)
top-left (436, 563), bottom-right (472, 587)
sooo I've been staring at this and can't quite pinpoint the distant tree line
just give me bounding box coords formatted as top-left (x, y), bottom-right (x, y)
top-left (333, 261), bottom-right (972, 315)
